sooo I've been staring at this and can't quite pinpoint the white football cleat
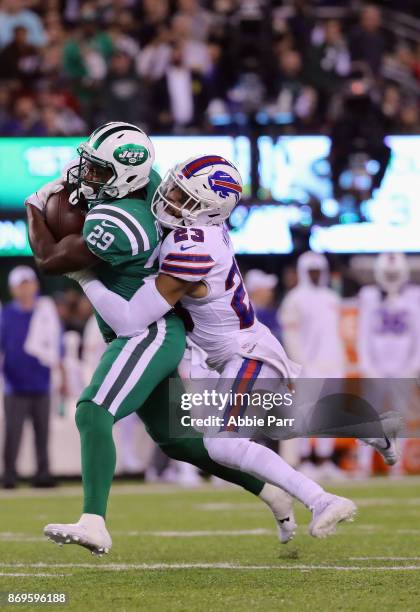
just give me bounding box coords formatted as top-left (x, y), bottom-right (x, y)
top-left (276, 510), bottom-right (297, 544)
top-left (259, 484), bottom-right (297, 544)
top-left (360, 410), bottom-right (402, 466)
top-left (273, 490), bottom-right (297, 544)
top-left (44, 513), bottom-right (112, 556)
top-left (309, 494), bottom-right (357, 538)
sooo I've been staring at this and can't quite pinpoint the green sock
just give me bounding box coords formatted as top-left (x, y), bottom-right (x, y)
top-left (76, 402), bottom-right (115, 518)
top-left (159, 437), bottom-right (265, 496)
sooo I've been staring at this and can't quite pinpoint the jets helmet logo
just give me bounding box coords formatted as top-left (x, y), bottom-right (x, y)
top-left (113, 144), bottom-right (149, 166)
top-left (208, 170), bottom-right (242, 203)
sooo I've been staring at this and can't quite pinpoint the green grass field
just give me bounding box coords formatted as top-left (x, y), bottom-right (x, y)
top-left (1, 478), bottom-right (420, 611)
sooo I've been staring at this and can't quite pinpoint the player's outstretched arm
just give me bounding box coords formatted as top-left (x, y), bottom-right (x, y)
top-left (75, 272), bottom-right (192, 336)
top-left (27, 205), bottom-right (99, 274)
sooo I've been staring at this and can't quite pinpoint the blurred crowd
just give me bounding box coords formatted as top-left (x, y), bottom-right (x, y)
top-left (0, 0), bottom-right (420, 135)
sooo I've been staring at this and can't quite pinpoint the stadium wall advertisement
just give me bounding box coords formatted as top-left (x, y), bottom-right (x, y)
top-left (1, 135), bottom-right (419, 254)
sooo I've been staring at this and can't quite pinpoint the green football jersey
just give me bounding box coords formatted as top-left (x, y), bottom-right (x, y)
top-left (83, 168), bottom-right (162, 342)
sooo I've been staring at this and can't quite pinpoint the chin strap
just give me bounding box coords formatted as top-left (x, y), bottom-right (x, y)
top-left (69, 184), bottom-right (95, 206)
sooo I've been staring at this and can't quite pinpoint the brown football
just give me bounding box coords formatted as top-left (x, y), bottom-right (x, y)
top-left (45, 187), bottom-right (87, 241)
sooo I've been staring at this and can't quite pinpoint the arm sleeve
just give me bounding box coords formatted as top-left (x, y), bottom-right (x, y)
top-left (159, 230), bottom-right (215, 282)
top-left (80, 276), bottom-right (172, 337)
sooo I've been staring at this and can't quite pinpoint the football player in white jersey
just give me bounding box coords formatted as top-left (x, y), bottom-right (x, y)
top-left (358, 253), bottom-right (420, 379)
top-left (357, 253), bottom-right (419, 474)
top-left (71, 154), bottom-right (357, 539)
top-left (280, 251), bottom-right (345, 378)
top-left (279, 251), bottom-right (346, 479)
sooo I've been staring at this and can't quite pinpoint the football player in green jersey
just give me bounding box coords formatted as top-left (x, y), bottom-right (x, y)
top-left (26, 122), bottom-right (293, 555)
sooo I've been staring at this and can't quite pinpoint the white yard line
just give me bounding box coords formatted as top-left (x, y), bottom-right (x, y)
top-left (350, 557), bottom-right (420, 560)
top-left (0, 572), bottom-right (69, 577)
top-left (1, 562), bottom-right (420, 572)
top-left (4, 525), bottom-right (419, 543)
top-left (197, 499), bottom-right (420, 510)
top-left (327, 476), bottom-right (420, 488)
top-left (1, 476), bottom-right (420, 500)
top-left (0, 484), bottom-right (183, 499)
top-left (196, 503), bottom-right (262, 511)
top-left (0, 533), bottom-right (45, 542)
top-left (1, 529), bottom-right (274, 543)
top-left (7, 523), bottom-right (416, 542)
top-left (350, 498), bottom-right (420, 507)
top-left (114, 529), bottom-right (272, 537)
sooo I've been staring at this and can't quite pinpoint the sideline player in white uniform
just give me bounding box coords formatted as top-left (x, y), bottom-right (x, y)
top-left (357, 253), bottom-right (419, 473)
top-left (279, 252), bottom-right (345, 478)
top-left (72, 154), bottom-right (357, 539)
top-left (280, 252), bottom-right (345, 378)
top-left (358, 253), bottom-right (420, 379)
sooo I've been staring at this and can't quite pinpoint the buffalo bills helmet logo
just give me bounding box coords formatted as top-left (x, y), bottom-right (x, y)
top-left (208, 171), bottom-right (242, 203)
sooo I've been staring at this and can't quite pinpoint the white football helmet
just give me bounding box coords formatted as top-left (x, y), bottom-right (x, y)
top-left (73, 122), bottom-right (155, 202)
top-left (297, 251), bottom-right (329, 287)
top-left (374, 252), bottom-right (409, 294)
top-left (151, 154), bottom-right (243, 229)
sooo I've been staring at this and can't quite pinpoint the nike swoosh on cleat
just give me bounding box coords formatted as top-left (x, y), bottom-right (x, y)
top-left (278, 517), bottom-right (290, 523)
top-left (383, 435), bottom-right (391, 450)
top-left (180, 245), bottom-right (196, 251)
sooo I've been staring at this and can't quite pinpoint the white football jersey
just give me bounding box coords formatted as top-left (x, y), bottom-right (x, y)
top-left (280, 284), bottom-right (345, 378)
top-left (358, 285), bottom-right (420, 377)
top-left (159, 224), bottom-right (299, 378)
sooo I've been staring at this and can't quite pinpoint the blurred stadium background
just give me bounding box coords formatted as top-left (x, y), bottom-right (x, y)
top-left (1, 0), bottom-right (420, 489)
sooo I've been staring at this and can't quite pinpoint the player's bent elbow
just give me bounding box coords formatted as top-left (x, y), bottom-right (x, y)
top-left (35, 256), bottom-right (65, 276)
top-left (35, 257), bottom-right (54, 275)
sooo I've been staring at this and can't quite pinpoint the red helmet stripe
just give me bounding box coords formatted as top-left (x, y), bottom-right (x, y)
top-left (182, 155), bottom-right (233, 177)
top-left (212, 179), bottom-right (242, 193)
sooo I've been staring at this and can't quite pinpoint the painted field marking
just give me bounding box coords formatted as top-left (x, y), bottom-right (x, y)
top-left (1, 476), bottom-right (420, 500)
top-left (350, 557), bottom-right (420, 561)
top-left (1, 529), bottom-right (273, 543)
top-left (0, 533), bottom-right (45, 542)
top-left (114, 529), bottom-right (272, 537)
top-left (1, 563), bottom-right (420, 572)
top-left (6, 523), bottom-right (419, 543)
top-left (0, 572), bottom-right (69, 577)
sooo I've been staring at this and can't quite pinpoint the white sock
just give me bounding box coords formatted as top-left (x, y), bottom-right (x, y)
top-left (204, 437), bottom-right (325, 509)
top-left (78, 513), bottom-right (106, 527)
top-left (259, 483), bottom-right (293, 520)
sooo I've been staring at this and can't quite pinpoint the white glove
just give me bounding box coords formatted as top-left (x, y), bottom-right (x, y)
top-left (25, 178), bottom-right (64, 212)
top-left (66, 269), bottom-right (95, 286)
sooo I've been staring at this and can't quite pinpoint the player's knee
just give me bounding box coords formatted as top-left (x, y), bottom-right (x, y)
top-left (157, 440), bottom-right (185, 461)
top-left (203, 436), bottom-right (226, 464)
top-left (203, 436), bottom-right (250, 471)
top-left (75, 401), bottom-right (113, 435)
